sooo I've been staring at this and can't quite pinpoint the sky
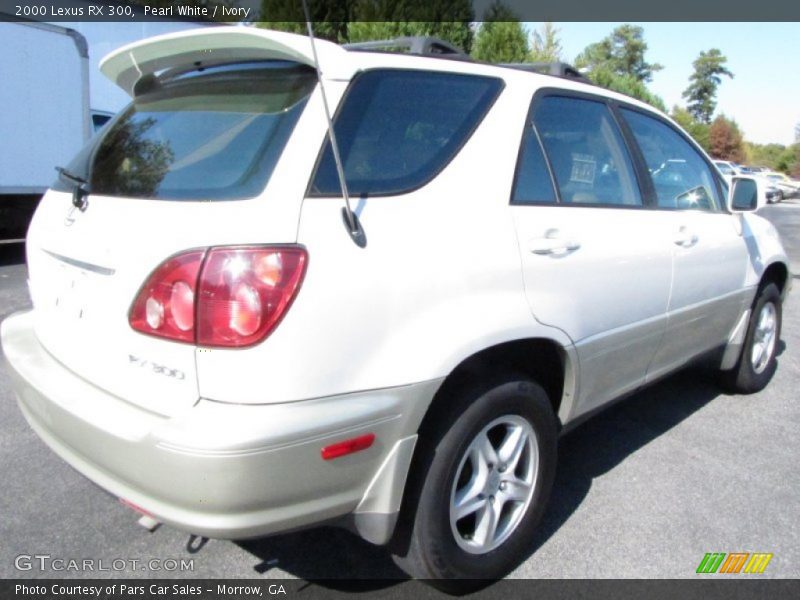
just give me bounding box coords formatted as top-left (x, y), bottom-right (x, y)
top-left (526, 22), bottom-right (800, 146)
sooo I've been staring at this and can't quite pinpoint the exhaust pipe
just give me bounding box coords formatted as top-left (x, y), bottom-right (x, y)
top-left (137, 514), bottom-right (161, 532)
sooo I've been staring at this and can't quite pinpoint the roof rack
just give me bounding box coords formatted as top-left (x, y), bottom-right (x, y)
top-left (343, 36), bottom-right (472, 61)
top-left (501, 62), bottom-right (589, 83)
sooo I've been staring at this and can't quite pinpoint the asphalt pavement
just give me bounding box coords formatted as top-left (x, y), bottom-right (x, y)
top-left (0, 205), bottom-right (798, 585)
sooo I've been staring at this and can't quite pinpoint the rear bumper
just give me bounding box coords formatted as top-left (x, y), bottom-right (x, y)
top-left (1, 310), bottom-right (439, 541)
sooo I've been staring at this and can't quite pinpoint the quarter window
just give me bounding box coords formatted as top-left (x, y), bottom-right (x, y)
top-left (310, 70), bottom-right (502, 197)
top-left (621, 109), bottom-right (722, 211)
top-left (533, 96), bottom-right (642, 206)
top-left (512, 122), bottom-right (557, 204)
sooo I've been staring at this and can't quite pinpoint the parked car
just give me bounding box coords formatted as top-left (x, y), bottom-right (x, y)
top-left (713, 159), bottom-right (742, 178)
top-left (741, 165), bottom-right (769, 174)
top-left (1, 27), bottom-right (791, 590)
top-left (764, 172), bottom-right (800, 199)
top-left (764, 181), bottom-right (784, 203)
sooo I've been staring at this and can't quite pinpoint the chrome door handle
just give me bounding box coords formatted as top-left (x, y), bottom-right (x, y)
top-left (674, 226), bottom-right (699, 248)
top-left (529, 234), bottom-right (581, 256)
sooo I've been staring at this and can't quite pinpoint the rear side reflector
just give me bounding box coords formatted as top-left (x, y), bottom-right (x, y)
top-left (129, 246), bottom-right (307, 348)
top-left (119, 497), bottom-right (153, 518)
top-left (321, 433), bottom-right (376, 461)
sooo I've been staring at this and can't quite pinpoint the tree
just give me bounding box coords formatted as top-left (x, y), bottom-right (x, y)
top-left (682, 49), bottom-right (733, 124)
top-left (529, 22), bottom-right (562, 63)
top-left (258, 0), bottom-right (474, 52)
top-left (671, 106), bottom-right (710, 151)
top-left (744, 141), bottom-right (800, 174)
top-left (575, 24), bottom-right (662, 82)
top-left (792, 151), bottom-right (800, 179)
top-left (586, 67), bottom-right (666, 112)
top-left (776, 145), bottom-right (798, 174)
top-left (259, 0), bottom-right (351, 42)
top-left (708, 115), bottom-right (745, 162)
top-left (471, 2), bottom-right (528, 63)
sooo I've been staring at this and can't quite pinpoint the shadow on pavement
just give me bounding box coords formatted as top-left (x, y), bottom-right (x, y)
top-left (235, 367), bottom-right (726, 591)
top-left (527, 368), bottom-right (721, 556)
top-left (237, 526), bottom-right (410, 590)
top-left (0, 244), bottom-right (25, 267)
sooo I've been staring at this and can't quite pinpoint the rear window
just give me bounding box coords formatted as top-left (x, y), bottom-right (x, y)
top-left (309, 69), bottom-right (503, 197)
top-left (58, 62), bottom-right (316, 201)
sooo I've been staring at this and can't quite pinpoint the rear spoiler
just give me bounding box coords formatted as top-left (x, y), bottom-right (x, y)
top-left (100, 26), bottom-right (352, 96)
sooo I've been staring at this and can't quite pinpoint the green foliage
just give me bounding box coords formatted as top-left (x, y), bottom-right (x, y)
top-left (258, 0), bottom-right (474, 51)
top-left (575, 24), bottom-right (662, 83)
top-left (472, 2), bottom-right (528, 63)
top-left (350, 0), bottom-right (474, 52)
top-left (671, 106), bottom-right (710, 151)
top-left (740, 139), bottom-right (800, 178)
top-left (259, 0), bottom-right (350, 42)
top-left (744, 142), bottom-right (799, 175)
top-left (472, 22), bottom-right (529, 63)
top-left (587, 67), bottom-right (666, 112)
top-left (682, 49), bottom-right (733, 124)
top-left (708, 115), bottom-right (745, 162)
top-left (529, 22), bottom-right (562, 63)
top-left (776, 145), bottom-right (799, 175)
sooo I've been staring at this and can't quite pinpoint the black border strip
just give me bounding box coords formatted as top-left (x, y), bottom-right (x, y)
top-left (2, 0), bottom-right (800, 22)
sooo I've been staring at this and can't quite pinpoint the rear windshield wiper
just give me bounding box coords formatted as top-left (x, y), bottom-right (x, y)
top-left (56, 167), bottom-right (91, 210)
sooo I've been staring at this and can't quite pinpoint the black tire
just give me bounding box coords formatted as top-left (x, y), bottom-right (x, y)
top-left (721, 283), bottom-right (782, 394)
top-left (391, 376), bottom-right (557, 592)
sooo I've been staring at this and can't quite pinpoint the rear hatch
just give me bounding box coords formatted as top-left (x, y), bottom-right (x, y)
top-left (26, 29), bottom-right (335, 417)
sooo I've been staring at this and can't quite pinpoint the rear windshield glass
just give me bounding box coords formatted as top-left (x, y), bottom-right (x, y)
top-left (57, 62), bottom-right (315, 201)
top-left (309, 69), bottom-right (503, 197)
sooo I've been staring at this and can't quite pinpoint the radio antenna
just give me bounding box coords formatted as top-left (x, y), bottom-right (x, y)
top-left (302, 0), bottom-right (365, 247)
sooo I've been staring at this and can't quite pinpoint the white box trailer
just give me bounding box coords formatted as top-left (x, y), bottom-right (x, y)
top-left (0, 14), bottom-right (211, 242)
top-left (0, 21), bottom-right (91, 242)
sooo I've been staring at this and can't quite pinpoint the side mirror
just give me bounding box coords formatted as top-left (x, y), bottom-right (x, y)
top-left (728, 176), bottom-right (759, 212)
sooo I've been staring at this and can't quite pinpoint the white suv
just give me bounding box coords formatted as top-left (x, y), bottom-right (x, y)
top-left (1, 28), bottom-right (791, 589)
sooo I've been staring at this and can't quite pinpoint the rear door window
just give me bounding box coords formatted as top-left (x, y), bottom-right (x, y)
top-left (533, 96), bottom-right (642, 206)
top-left (621, 108), bottom-right (723, 211)
top-left (57, 62), bottom-right (316, 201)
top-left (309, 69), bottom-right (503, 197)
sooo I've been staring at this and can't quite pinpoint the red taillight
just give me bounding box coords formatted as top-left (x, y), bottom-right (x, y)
top-left (129, 246), bottom-right (307, 348)
top-left (129, 250), bottom-right (204, 343)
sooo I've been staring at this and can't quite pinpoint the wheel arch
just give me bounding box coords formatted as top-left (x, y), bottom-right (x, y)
top-left (759, 261), bottom-right (790, 299)
top-left (389, 336), bottom-right (568, 557)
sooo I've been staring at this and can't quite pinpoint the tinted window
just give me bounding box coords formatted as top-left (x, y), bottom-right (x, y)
top-left (58, 62), bottom-right (316, 201)
top-left (512, 122), bottom-right (556, 204)
top-left (533, 96), bottom-right (642, 206)
top-left (310, 70), bottom-right (502, 196)
top-left (91, 113), bottom-right (113, 133)
top-left (622, 109), bottom-right (722, 211)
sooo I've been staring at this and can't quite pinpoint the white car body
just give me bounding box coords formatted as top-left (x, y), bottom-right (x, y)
top-left (1, 27), bottom-right (792, 563)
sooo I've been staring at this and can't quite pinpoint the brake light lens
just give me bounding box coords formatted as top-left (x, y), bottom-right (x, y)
top-left (129, 246), bottom-right (307, 348)
top-left (129, 251), bottom-right (204, 343)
